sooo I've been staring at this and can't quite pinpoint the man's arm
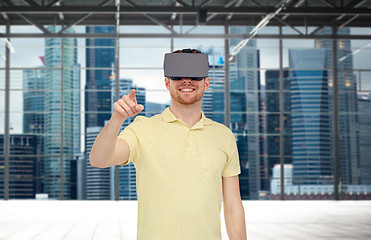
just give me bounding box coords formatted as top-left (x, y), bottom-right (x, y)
top-left (222, 175), bottom-right (247, 240)
top-left (89, 89), bottom-right (144, 168)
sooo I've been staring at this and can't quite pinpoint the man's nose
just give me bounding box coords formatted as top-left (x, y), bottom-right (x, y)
top-left (182, 78), bottom-right (192, 83)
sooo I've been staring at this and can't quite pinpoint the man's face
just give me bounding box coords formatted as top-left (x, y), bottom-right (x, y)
top-left (165, 77), bottom-right (210, 105)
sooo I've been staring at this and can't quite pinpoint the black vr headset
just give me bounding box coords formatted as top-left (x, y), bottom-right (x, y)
top-left (163, 51), bottom-right (209, 81)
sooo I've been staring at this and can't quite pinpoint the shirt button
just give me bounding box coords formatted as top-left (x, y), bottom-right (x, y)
top-left (189, 141), bottom-right (193, 145)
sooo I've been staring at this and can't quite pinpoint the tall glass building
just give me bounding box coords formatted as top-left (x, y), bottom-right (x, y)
top-left (23, 65), bottom-right (45, 193)
top-left (85, 126), bottom-right (110, 199)
top-left (85, 26), bottom-right (115, 128)
top-left (23, 66), bottom-right (45, 136)
top-left (315, 28), bottom-right (360, 185)
top-left (230, 26), bottom-right (262, 199)
top-left (289, 49), bottom-right (332, 185)
top-left (358, 94), bottom-right (371, 185)
top-left (0, 135), bottom-right (37, 199)
top-left (265, 69), bottom-right (292, 184)
top-left (43, 26), bottom-right (80, 199)
top-left (84, 26), bottom-right (116, 200)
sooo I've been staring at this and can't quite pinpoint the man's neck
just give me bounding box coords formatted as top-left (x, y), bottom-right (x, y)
top-left (169, 101), bottom-right (202, 128)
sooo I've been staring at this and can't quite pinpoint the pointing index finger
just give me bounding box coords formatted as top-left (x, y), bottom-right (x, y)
top-left (128, 89), bottom-right (137, 104)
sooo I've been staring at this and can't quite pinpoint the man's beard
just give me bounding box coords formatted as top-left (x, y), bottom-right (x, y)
top-left (170, 85), bottom-right (204, 105)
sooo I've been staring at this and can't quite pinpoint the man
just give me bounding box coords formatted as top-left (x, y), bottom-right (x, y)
top-left (90, 49), bottom-right (247, 240)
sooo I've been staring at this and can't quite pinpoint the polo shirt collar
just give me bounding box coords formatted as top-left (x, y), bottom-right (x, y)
top-left (162, 107), bottom-right (213, 129)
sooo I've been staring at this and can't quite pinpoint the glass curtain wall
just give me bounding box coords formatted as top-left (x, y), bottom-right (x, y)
top-left (1, 25), bottom-right (370, 200)
top-left (345, 36), bottom-right (371, 200)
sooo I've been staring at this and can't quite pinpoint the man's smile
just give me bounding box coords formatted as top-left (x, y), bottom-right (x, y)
top-left (179, 87), bottom-right (196, 92)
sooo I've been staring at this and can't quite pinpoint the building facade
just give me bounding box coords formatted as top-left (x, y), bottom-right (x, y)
top-left (84, 26), bottom-right (116, 200)
top-left (315, 28), bottom-right (360, 185)
top-left (289, 49), bottom-right (332, 185)
top-left (358, 94), bottom-right (371, 184)
top-left (85, 26), bottom-right (115, 128)
top-left (0, 135), bottom-right (37, 199)
top-left (265, 69), bottom-right (292, 187)
top-left (43, 26), bottom-right (80, 199)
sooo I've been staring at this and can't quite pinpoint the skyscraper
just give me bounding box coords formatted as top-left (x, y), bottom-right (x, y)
top-left (289, 49), bottom-right (332, 185)
top-left (23, 62), bottom-right (45, 193)
top-left (86, 126), bottom-right (110, 199)
top-left (23, 64), bottom-right (45, 136)
top-left (84, 26), bottom-right (115, 200)
top-left (44, 26), bottom-right (80, 199)
top-left (315, 28), bottom-right (360, 185)
top-left (85, 26), bottom-right (116, 128)
top-left (230, 26), bottom-right (261, 199)
top-left (0, 135), bottom-right (37, 199)
top-left (265, 69), bottom-right (292, 187)
top-left (202, 47), bottom-right (226, 123)
top-left (358, 93), bottom-right (371, 184)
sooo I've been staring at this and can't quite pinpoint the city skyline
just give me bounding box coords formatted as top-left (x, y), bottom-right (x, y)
top-left (2, 26), bottom-right (371, 134)
top-left (1, 25), bottom-right (370, 200)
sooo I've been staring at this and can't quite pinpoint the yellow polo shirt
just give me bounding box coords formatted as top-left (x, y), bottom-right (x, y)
top-left (119, 107), bottom-right (241, 240)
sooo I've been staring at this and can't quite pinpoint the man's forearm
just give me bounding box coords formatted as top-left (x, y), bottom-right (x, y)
top-left (89, 112), bottom-right (126, 167)
top-left (224, 203), bottom-right (247, 240)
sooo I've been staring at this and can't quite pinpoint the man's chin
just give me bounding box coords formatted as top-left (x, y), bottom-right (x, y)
top-left (170, 92), bottom-right (203, 105)
top-left (175, 97), bottom-right (199, 105)
top-left (178, 99), bottom-right (197, 105)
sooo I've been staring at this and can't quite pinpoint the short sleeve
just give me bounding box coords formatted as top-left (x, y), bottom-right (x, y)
top-left (222, 132), bottom-right (241, 177)
top-left (118, 122), bottom-right (140, 166)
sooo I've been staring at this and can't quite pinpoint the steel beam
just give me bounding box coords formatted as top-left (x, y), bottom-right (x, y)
top-left (332, 26), bottom-right (340, 200)
top-left (345, 0), bottom-right (367, 8)
top-left (1, 6), bottom-right (371, 15)
top-left (207, 0), bottom-right (242, 22)
top-left (309, 14), bottom-right (345, 36)
top-left (144, 13), bottom-right (177, 34)
top-left (2, 16), bottom-right (371, 28)
top-left (224, 24), bottom-right (230, 128)
top-left (60, 37), bottom-right (64, 200)
top-left (1, 12), bottom-right (8, 20)
top-left (273, 16), bottom-right (304, 35)
top-left (310, 0), bottom-right (366, 35)
top-left (339, 14), bottom-right (359, 28)
top-left (124, 0), bottom-right (177, 34)
top-left (279, 25), bottom-right (284, 201)
top-left (114, 0), bottom-right (120, 202)
top-left (321, 0), bottom-right (336, 8)
top-left (46, 0), bottom-right (64, 7)
top-left (200, 0), bottom-right (213, 7)
top-left (173, 0), bottom-right (189, 7)
top-left (23, 0), bottom-right (39, 7)
top-left (187, 0), bottom-right (242, 34)
top-left (58, 0), bottom-right (112, 33)
top-left (17, 13), bottom-right (51, 34)
top-left (2, 32), bottom-right (371, 40)
top-left (0, 0), bottom-right (51, 34)
top-left (58, 13), bottom-right (93, 33)
top-left (3, 23), bottom-right (10, 200)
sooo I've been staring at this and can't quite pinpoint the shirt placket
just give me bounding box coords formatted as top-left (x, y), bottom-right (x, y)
top-left (185, 128), bottom-right (197, 162)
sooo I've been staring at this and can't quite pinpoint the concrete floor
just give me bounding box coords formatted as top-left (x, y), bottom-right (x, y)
top-left (0, 200), bottom-right (370, 240)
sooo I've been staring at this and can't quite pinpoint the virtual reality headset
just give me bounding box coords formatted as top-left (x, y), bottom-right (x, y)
top-left (163, 52), bottom-right (209, 81)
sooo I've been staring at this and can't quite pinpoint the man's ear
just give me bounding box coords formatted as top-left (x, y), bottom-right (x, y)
top-left (165, 77), bottom-right (170, 90)
top-left (204, 77), bottom-right (210, 90)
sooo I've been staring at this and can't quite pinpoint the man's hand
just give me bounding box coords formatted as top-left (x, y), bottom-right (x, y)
top-left (113, 89), bottom-right (144, 120)
top-left (90, 89), bottom-right (142, 168)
